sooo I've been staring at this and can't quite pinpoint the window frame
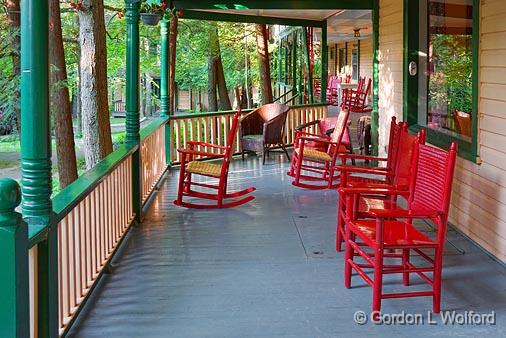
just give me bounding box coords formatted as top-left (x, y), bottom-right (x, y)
top-left (403, 0), bottom-right (480, 162)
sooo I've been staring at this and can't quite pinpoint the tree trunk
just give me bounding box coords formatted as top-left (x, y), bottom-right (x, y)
top-left (207, 22), bottom-right (231, 111)
top-left (169, 15), bottom-right (178, 114)
top-left (207, 24), bottom-right (218, 112)
top-left (78, 0), bottom-right (113, 169)
top-left (49, 0), bottom-right (78, 189)
top-left (5, 0), bottom-right (21, 133)
top-left (255, 24), bottom-right (273, 104)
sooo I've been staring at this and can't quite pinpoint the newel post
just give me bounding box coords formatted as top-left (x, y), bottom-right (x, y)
top-left (20, 0), bottom-right (58, 336)
top-left (160, 18), bottom-right (171, 166)
top-left (0, 179), bottom-right (29, 338)
top-left (125, 0), bottom-right (142, 221)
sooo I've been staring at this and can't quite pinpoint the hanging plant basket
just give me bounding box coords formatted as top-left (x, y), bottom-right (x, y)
top-left (140, 13), bottom-right (162, 26)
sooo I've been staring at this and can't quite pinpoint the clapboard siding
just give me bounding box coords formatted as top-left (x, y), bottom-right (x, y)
top-left (359, 38), bottom-right (373, 82)
top-left (378, 0), bottom-right (404, 156)
top-left (375, 0), bottom-right (506, 261)
top-left (447, 1), bottom-right (506, 262)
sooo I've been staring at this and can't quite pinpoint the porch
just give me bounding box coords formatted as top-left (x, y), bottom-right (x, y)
top-left (65, 152), bottom-right (506, 337)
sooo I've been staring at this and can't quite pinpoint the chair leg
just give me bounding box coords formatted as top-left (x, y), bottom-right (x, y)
top-left (242, 149), bottom-right (245, 161)
top-left (433, 248), bottom-right (443, 313)
top-left (372, 246), bottom-right (384, 315)
top-left (402, 249), bottom-right (410, 286)
top-left (344, 227), bottom-right (354, 289)
top-left (176, 162), bottom-right (186, 204)
top-left (263, 148), bottom-right (267, 165)
top-left (294, 150), bottom-right (304, 186)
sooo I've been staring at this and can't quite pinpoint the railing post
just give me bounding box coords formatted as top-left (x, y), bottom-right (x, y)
top-left (125, 0), bottom-right (142, 221)
top-left (160, 18), bottom-right (172, 166)
top-left (0, 179), bottom-right (29, 338)
top-left (20, 0), bottom-right (58, 337)
top-left (321, 20), bottom-right (328, 103)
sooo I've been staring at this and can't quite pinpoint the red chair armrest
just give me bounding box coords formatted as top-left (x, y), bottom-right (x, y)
top-left (334, 165), bottom-right (393, 176)
top-left (177, 148), bottom-right (226, 158)
top-left (339, 153), bottom-right (388, 162)
top-left (368, 209), bottom-right (441, 219)
top-left (338, 187), bottom-right (407, 196)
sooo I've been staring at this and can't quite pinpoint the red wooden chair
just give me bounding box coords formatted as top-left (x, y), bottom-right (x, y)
top-left (287, 108), bottom-right (350, 190)
top-left (335, 127), bottom-right (426, 251)
top-left (342, 78), bottom-right (372, 113)
top-left (174, 110), bottom-right (256, 208)
top-left (326, 76), bottom-right (340, 106)
top-left (339, 141), bottom-right (457, 314)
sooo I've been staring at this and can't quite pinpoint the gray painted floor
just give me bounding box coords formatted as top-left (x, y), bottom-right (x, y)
top-left (67, 153), bottom-right (506, 338)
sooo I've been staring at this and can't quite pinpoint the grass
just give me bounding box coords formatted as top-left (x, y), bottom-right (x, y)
top-left (0, 159), bottom-right (18, 169)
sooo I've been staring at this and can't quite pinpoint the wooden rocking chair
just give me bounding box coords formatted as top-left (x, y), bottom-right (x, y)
top-left (174, 110), bottom-right (256, 208)
top-left (287, 108), bottom-right (350, 190)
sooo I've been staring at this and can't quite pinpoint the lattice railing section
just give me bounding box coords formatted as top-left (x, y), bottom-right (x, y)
top-left (56, 156), bottom-right (134, 335)
top-left (141, 123), bottom-right (167, 203)
top-left (170, 104), bottom-right (327, 164)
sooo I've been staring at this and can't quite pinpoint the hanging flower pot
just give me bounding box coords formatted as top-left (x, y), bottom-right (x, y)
top-left (140, 12), bottom-right (162, 26)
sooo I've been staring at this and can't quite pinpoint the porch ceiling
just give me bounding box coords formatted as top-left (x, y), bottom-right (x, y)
top-left (196, 9), bottom-right (373, 44)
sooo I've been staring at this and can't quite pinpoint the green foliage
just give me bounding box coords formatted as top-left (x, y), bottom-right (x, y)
top-left (429, 34), bottom-right (473, 115)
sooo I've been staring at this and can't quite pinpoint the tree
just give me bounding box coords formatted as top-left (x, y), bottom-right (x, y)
top-left (5, 0), bottom-right (20, 132)
top-left (207, 22), bottom-right (231, 111)
top-left (78, 0), bottom-right (113, 169)
top-left (169, 14), bottom-right (178, 114)
top-left (255, 24), bottom-right (273, 104)
top-left (49, 0), bottom-right (78, 188)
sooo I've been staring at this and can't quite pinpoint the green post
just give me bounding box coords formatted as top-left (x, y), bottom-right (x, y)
top-left (0, 179), bottom-right (29, 338)
top-left (371, 0), bottom-right (380, 156)
top-left (160, 19), bottom-right (169, 118)
top-left (284, 46), bottom-right (288, 84)
top-left (298, 30), bottom-right (303, 104)
top-left (160, 18), bottom-right (171, 166)
top-left (20, 0), bottom-right (58, 337)
top-left (277, 42), bottom-right (282, 96)
top-left (321, 21), bottom-right (328, 103)
top-left (292, 32), bottom-right (297, 97)
top-left (125, 0), bottom-right (142, 221)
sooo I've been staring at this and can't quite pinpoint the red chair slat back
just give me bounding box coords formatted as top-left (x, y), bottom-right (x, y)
top-left (409, 142), bottom-right (458, 217)
top-left (392, 128), bottom-right (425, 187)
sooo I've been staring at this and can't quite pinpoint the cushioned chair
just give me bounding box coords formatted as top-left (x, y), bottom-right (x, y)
top-left (240, 103), bottom-right (290, 164)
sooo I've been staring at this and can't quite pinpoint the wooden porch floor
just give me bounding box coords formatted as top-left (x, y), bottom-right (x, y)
top-left (68, 153), bottom-right (506, 337)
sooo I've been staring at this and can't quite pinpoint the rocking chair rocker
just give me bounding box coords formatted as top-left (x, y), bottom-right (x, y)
top-left (174, 110), bottom-right (256, 208)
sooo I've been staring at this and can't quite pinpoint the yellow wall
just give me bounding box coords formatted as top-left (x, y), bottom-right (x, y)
top-left (328, 39), bottom-right (372, 80)
top-left (377, 0), bottom-right (506, 262)
top-left (378, 0), bottom-right (404, 157)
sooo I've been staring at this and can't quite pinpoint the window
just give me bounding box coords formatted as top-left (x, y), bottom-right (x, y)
top-left (405, 0), bottom-right (478, 161)
top-left (351, 48), bottom-right (359, 80)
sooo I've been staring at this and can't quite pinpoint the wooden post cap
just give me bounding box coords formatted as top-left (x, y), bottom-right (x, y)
top-left (0, 178), bottom-right (21, 212)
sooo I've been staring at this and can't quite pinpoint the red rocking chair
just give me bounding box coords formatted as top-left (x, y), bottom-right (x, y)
top-left (339, 141), bottom-right (457, 314)
top-left (174, 110), bottom-right (256, 208)
top-left (288, 108), bottom-right (351, 190)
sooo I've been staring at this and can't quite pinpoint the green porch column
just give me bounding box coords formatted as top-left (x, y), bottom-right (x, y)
top-left (0, 179), bottom-right (29, 338)
top-left (321, 21), bottom-right (328, 103)
top-left (20, 0), bottom-right (58, 337)
top-left (160, 18), bottom-right (171, 166)
top-left (371, 0), bottom-right (380, 155)
top-left (160, 19), bottom-right (169, 118)
top-left (125, 0), bottom-right (142, 221)
top-left (277, 42), bottom-right (282, 96)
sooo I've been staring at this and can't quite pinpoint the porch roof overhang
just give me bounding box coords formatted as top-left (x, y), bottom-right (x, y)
top-left (172, 0), bottom-right (375, 10)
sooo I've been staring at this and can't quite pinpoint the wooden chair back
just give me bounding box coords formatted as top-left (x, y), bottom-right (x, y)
top-left (392, 128), bottom-right (426, 188)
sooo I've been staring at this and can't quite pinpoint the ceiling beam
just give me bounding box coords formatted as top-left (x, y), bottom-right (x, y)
top-left (179, 9), bottom-right (326, 27)
top-left (173, 1), bottom-right (374, 10)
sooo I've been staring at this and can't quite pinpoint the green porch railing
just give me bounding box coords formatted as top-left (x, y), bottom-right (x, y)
top-left (25, 117), bottom-right (169, 337)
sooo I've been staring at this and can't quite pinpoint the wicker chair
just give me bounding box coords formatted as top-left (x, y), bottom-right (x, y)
top-left (240, 103), bottom-right (290, 164)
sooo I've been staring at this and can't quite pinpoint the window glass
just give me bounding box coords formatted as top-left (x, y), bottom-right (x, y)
top-left (427, 0), bottom-right (473, 140)
top-left (351, 48), bottom-right (359, 80)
